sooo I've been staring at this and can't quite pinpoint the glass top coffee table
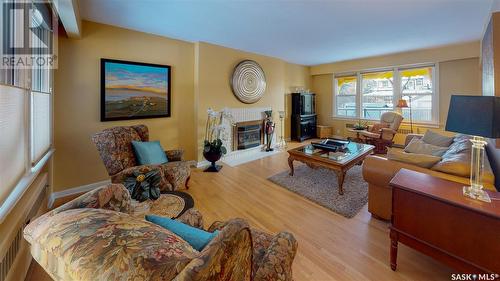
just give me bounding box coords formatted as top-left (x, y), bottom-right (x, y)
top-left (287, 142), bottom-right (374, 195)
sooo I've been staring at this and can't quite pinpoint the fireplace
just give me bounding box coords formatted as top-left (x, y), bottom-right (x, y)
top-left (233, 120), bottom-right (264, 150)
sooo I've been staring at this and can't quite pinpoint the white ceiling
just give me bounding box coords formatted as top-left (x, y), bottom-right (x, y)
top-left (79, 0), bottom-right (494, 66)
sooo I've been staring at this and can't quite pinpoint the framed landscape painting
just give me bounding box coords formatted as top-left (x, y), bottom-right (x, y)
top-left (101, 58), bottom-right (171, 121)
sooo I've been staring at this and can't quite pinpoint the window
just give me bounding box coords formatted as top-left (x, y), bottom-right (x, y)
top-left (334, 64), bottom-right (437, 124)
top-left (30, 2), bottom-right (53, 164)
top-left (400, 67), bottom-right (434, 123)
top-left (361, 71), bottom-right (393, 120)
top-left (0, 0), bottom-right (54, 220)
top-left (334, 75), bottom-right (357, 117)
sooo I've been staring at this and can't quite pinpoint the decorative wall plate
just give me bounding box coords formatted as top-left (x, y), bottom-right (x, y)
top-left (231, 60), bottom-right (266, 104)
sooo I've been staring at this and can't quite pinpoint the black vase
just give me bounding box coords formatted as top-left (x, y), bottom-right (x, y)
top-left (203, 151), bottom-right (222, 172)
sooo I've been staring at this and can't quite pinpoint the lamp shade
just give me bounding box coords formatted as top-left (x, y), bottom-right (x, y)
top-left (445, 95), bottom-right (500, 138)
top-left (396, 99), bottom-right (408, 108)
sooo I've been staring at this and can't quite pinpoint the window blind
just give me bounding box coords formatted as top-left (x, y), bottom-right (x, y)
top-left (31, 91), bottom-right (51, 164)
top-left (0, 85), bottom-right (27, 206)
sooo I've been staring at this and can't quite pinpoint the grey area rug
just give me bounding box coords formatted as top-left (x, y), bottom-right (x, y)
top-left (268, 164), bottom-right (368, 218)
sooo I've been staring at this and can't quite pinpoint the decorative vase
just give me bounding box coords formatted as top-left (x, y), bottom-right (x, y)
top-left (203, 151), bottom-right (222, 172)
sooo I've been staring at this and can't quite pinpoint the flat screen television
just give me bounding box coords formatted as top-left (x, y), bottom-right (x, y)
top-left (301, 94), bottom-right (315, 115)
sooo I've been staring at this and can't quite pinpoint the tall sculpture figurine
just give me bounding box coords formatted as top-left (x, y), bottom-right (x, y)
top-left (264, 110), bottom-right (275, 152)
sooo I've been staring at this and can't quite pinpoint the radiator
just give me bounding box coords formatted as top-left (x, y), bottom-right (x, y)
top-left (0, 174), bottom-right (48, 281)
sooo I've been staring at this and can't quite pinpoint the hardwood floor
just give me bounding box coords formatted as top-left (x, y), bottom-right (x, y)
top-left (25, 141), bottom-right (453, 281)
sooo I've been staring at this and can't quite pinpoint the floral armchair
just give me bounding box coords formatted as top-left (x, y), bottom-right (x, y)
top-left (92, 125), bottom-right (195, 191)
top-left (24, 184), bottom-right (298, 281)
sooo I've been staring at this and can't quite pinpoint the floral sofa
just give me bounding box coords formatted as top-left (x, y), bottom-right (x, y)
top-left (92, 125), bottom-right (195, 191)
top-left (24, 184), bottom-right (298, 281)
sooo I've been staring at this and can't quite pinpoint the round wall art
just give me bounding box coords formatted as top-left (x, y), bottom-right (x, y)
top-left (231, 60), bottom-right (266, 104)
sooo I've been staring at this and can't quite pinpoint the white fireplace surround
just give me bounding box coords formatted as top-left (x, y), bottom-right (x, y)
top-left (198, 107), bottom-right (279, 168)
top-left (227, 107), bottom-right (272, 123)
top-left (222, 107), bottom-right (272, 154)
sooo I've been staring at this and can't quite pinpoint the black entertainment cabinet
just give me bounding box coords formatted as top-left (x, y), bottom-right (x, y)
top-left (291, 92), bottom-right (317, 142)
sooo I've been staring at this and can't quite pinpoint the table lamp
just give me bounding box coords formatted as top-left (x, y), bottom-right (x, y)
top-left (445, 95), bottom-right (500, 203)
top-left (396, 98), bottom-right (413, 133)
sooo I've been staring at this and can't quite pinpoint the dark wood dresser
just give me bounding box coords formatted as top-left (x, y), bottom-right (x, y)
top-left (389, 169), bottom-right (500, 273)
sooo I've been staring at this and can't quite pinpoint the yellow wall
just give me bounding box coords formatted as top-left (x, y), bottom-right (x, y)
top-left (195, 42), bottom-right (310, 161)
top-left (311, 43), bottom-right (482, 145)
top-left (284, 63), bottom-right (312, 138)
top-left (54, 22), bottom-right (310, 190)
top-left (53, 21), bottom-right (196, 191)
top-left (311, 41), bottom-right (479, 75)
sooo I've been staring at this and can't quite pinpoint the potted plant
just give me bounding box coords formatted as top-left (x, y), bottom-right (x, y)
top-left (203, 108), bottom-right (233, 172)
top-left (353, 120), bottom-right (368, 130)
top-left (203, 139), bottom-right (227, 172)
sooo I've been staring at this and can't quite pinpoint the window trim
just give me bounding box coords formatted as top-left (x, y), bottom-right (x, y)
top-left (333, 63), bottom-right (439, 126)
top-left (0, 148), bottom-right (54, 224)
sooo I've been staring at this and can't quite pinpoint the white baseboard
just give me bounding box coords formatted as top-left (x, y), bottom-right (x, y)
top-left (48, 179), bottom-right (111, 208)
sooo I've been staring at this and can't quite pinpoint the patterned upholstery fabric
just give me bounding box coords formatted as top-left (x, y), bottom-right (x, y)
top-left (25, 209), bottom-right (198, 281)
top-left (24, 184), bottom-right (297, 281)
top-left (92, 125), bottom-right (193, 191)
top-left (35, 184), bottom-right (203, 229)
top-left (176, 208), bottom-right (205, 230)
top-left (24, 184), bottom-right (132, 236)
top-left (208, 221), bottom-right (298, 281)
top-left (175, 219), bottom-right (253, 281)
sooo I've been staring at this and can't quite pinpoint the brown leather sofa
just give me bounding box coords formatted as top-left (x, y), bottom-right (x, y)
top-left (362, 134), bottom-right (497, 221)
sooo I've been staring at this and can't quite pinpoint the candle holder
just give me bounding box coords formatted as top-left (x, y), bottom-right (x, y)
top-left (277, 110), bottom-right (287, 150)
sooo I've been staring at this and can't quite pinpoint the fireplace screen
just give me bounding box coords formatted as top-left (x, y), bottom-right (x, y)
top-left (233, 121), bottom-right (264, 150)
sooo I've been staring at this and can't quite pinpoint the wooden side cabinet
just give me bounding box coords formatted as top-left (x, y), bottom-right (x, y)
top-left (389, 169), bottom-right (500, 273)
top-left (316, 125), bottom-right (332, 139)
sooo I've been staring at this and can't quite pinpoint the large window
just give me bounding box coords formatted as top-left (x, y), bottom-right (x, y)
top-left (400, 67), bottom-right (434, 122)
top-left (335, 75), bottom-right (357, 117)
top-left (0, 0), bottom-right (54, 220)
top-left (361, 71), bottom-right (393, 120)
top-left (334, 64), bottom-right (437, 124)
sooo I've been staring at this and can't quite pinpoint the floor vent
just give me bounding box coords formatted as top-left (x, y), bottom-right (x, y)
top-left (0, 176), bottom-right (47, 281)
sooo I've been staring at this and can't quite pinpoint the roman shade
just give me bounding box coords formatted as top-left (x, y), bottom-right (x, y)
top-left (0, 85), bottom-right (27, 206)
top-left (31, 91), bottom-right (51, 164)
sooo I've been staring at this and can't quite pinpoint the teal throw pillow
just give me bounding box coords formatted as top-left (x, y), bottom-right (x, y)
top-left (131, 141), bottom-right (168, 165)
top-left (146, 215), bottom-right (219, 251)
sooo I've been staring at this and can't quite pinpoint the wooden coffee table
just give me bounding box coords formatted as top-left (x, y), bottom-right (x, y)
top-left (287, 142), bottom-right (374, 195)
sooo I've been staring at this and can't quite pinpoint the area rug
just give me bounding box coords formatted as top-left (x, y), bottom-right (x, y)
top-left (130, 191), bottom-right (194, 219)
top-left (268, 164), bottom-right (368, 218)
